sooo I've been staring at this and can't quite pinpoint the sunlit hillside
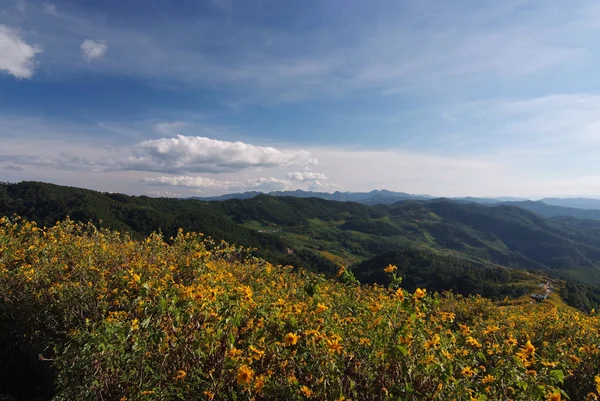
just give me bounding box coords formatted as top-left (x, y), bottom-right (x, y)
top-left (1, 217), bottom-right (600, 400)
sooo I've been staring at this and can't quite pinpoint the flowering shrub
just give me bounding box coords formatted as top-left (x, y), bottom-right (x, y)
top-left (1, 216), bottom-right (600, 400)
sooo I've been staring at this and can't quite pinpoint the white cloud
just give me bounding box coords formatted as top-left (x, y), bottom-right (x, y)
top-left (0, 25), bottom-right (41, 78)
top-left (287, 171), bottom-right (328, 181)
top-left (154, 121), bottom-right (187, 136)
top-left (5, 0), bottom-right (590, 104)
top-left (81, 39), bottom-right (108, 62)
top-left (122, 135), bottom-right (317, 174)
top-left (143, 175), bottom-right (290, 192)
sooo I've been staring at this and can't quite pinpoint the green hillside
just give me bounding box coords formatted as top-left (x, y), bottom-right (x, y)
top-left (3, 181), bottom-right (600, 311)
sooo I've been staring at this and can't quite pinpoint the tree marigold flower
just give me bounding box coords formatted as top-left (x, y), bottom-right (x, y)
top-left (547, 392), bottom-right (562, 401)
top-left (414, 288), bottom-right (426, 299)
top-left (517, 340), bottom-right (535, 359)
top-left (284, 332), bottom-right (299, 346)
top-left (384, 264), bottom-right (397, 273)
top-left (326, 338), bottom-right (343, 354)
top-left (300, 385), bottom-right (314, 398)
top-left (254, 375), bottom-right (266, 393)
top-left (174, 370), bottom-right (187, 381)
top-left (236, 365), bottom-right (254, 384)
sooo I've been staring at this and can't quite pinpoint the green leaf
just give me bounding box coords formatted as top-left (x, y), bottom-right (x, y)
top-left (550, 369), bottom-right (565, 384)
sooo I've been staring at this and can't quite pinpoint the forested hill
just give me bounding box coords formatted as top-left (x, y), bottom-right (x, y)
top-left (4, 181), bottom-right (600, 287)
top-left (0, 181), bottom-right (341, 274)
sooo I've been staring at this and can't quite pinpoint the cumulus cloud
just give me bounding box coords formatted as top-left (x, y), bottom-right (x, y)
top-left (143, 175), bottom-right (289, 192)
top-left (123, 135), bottom-right (317, 174)
top-left (0, 25), bottom-right (41, 78)
top-left (287, 171), bottom-right (328, 181)
top-left (81, 39), bottom-right (108, 62)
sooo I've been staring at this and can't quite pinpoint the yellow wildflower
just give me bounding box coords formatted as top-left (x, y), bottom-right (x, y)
top-left (326, 338), bottom-right (343, 354)
top-left (384, 264), bottom-right (397, 273)
top-left (300, 385), bottom-right (314, 398)
top-left (236, 365), bottom-right (254, 385)
top-left (284, 332), bottom-right (299, 346)
top-left (414, 288), bottom-right (426, 299)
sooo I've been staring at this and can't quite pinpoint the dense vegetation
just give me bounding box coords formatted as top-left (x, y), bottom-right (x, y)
top-left (352, 248), bottom-right (533, 301)
top-left (2, 217), bottom-right (600, 400)
top-left (3, 181), bottom-right (600, 311)
top-left (0, 182), bottom-right (340, 275)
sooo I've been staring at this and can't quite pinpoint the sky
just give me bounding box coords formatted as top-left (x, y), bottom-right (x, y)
top-left (2, 0), bottom-right (600, 198)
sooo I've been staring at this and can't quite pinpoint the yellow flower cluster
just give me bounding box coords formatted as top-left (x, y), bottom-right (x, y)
top-left (1, 217), bottom-right (600, 400)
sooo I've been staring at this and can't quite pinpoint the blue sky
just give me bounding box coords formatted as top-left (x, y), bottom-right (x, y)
top-left (2, 0), bottom-right (600, 197)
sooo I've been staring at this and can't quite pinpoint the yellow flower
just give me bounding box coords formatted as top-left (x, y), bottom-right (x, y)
top-left (466, 336), bottom-right (482, 348)
top-left (505, 336), bottom-right (518, 347)
top-left (174, 370), bottom-right (187, 381)
top-left (395, 288), bottom-right (405, 301)
top-left (461, 367), bottom-right (475, 377)
top-left (254, 375), bottom-right (266, 394)
top-left (236, 365), bottom-right (254, 385)
top-left (326, 338), bottom-right (343, 354)
top-left (414, 288), bottom-right (426, 299)
top-left (384, 264), bottom-right (397, 273)
top-left (315, 303), bottom-right (328, 313)
top-left (546, 392), bottom-right (562, 401)
top-left (595, 375), bottom-right (600, 394)
top-left (300, 385), bottom-right (314, 398)
top-left (424, 334), bottom-right (441, 350)
top-left (284, 332), bottom-right (299, 346)
top-left (481, 374), bottom-right (495, 384)
top-left (517, 340), bottom-right (536, 359)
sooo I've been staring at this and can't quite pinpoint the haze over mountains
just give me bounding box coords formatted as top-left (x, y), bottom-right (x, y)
top-left (193, 189), bottom-right (600, 215)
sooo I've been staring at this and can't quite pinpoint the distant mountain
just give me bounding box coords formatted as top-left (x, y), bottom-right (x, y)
top-left (540, 197), bottom-right (600, 210)
top-left (192, 189), bottom-right (537, 206)
top-left (194, 191), bottom-right (600, 222)
top-left (503, 201), bottom-right (600, 221)
top-left (192, 189), bottom-right (433, 205)
top-left (192, 191), bottom-right (262, 201)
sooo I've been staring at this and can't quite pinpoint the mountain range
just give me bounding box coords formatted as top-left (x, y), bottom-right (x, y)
top-left (4, 181), bottom-right (600, 311)
top-left (192, 189), bottom-right (600, 209)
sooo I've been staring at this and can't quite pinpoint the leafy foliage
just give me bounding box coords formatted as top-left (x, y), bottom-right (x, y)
top-left (1, 217), bottom-right (600, 400)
